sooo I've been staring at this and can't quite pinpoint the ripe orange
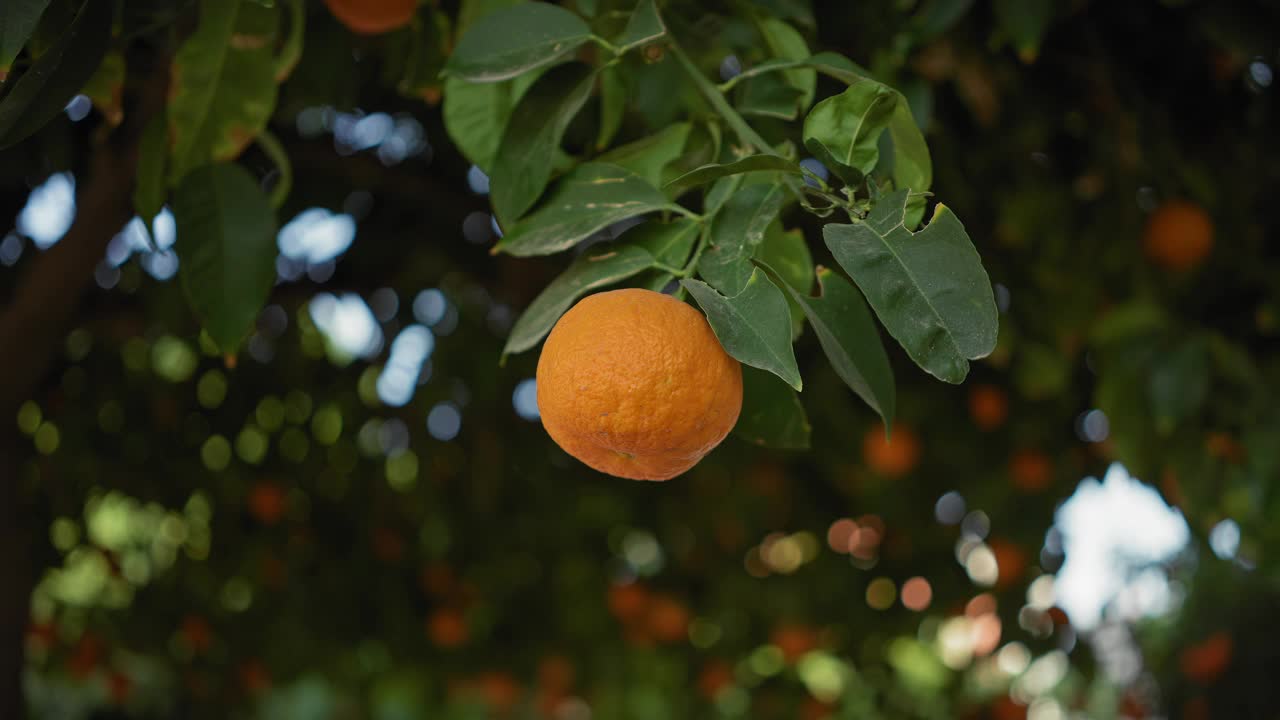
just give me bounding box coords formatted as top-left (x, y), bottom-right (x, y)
top-left (427, 608), bottom-right (469, 648)
top-left (862, 426), bottom-right (921, 477)
top-left (968, 384), bottom-right (1008, 430)
top-left (697, 660), bottom-right (734, 699)
top-left (1143, 200), bottom-right (1214, 272)
top-left (248, 482), bottom-right (286, 525)
top-left (1009, 450), bottom-right (1052, 492)
top-left (770, 624), bottom-right (820, 663)
top-left (324, 0), bottom-right (418, 35)
top-left (1180, 631), bottom-right (1233, 683)
top-left (606, 582), bottom-right (650, 623)
top-left (536, 289), bottom-right (743, 481)
top-left (646, 594), bottom-right (691, 643)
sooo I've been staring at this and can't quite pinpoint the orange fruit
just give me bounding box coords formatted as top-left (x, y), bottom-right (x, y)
top-left (324, 0), bottom-right (418, 35)
top-left (607, 582), bottom-right (650, 623)
top-left (770, 624), bottom-right (820, 663)
top-left (248, 483), bottom-right (286, 525)
top-left (1009, 450), bottom-right (1052, 492)
top-left (698, 660), bottom-right (733, 699)
top-left (536, 289), bottom-right (742, 481)
top-left (1180, 631), bottom-right (1233, 683)
top-left (988, 538), bottom-right (1028, 589)
top-left (862, 426), bottom-right (921, 477)
top-left (427, 608), bottom-right (469, 648)
top-left (968, 384), bottom-right (1008, 430)
top-left (646, 594), bottom-right (690, 643)
top-left (1143, 200), bottom-right (1214, 271)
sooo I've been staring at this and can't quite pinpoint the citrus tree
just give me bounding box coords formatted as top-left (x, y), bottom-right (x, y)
top-left (2, 0), bottom-right (1278, 718)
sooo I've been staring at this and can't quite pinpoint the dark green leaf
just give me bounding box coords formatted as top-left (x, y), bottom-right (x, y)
top-left (446, 2), bottom-right (592, 82)
top-left (1090, 301), bottom-right (1169, 346)
top-left (698, 184), bottom-right (785, 296)
top-left (134, 114), bottom-right (168, 225)
top-left (887, 102), bottom-right (932, 191)
top-left (595, 64), bottom-right (624, 150)
top-left (704, 175), bottom-right (743, 218)
top-left (616, 0), bottom-right (664, 52)
top-left (456, 0), bottom-right (520, 38)
top-left (993, 0), bottom-right (1053, 61)
top-left (738, 71), bottom-right (804, 120)
top-left (596, 123), bottom-right (690, 188)
top-left (756, 224), bottom-right (812, 295)
top-left (910, 0), bottom-right (975, 42)
top-left (0, 0), bottom-right (51, 76)
top-left (443, 71), bottom-right (539, 173)
top-left (805, 51), bottom-right (871, 84)
top-left (1149, 338), bottom-right (1210, 435)
top-left (503, 247), bottom-right (654, 356)
top-left (782, 266), bottom-right (894, 423)
top-left (734, 366), bottom-right (810, 449)
top-left (168, 0), bottom-right (280, 183)
top-left (682, 271), bottom-right (802, 391)
top-left (758, 18), bottom-right (814, 111)
top-left (489, 62), bottom-right (596, 225)
top-left (824, 190), bottom-right (997, 384)
top-left (632, 216), bottom-right (699, 267)
top-left (803, 79), bottom-right (898, 184)
top-left (666, 155), bottom-right (803, 194)
top-left (0, 0), bottom-right (111, 149)
top-left (173, 164), bottom-right (279, 352)
top-left (495, 162), bottom-right (671, 256)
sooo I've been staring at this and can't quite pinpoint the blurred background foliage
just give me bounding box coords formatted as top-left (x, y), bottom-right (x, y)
top-left (2, 0), bottom-right (1279, 718)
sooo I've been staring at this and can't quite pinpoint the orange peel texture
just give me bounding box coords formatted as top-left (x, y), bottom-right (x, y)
top-left (536, 289), bottom-right (743, 481)
top-left (324, 0), bottom-right (418, 35)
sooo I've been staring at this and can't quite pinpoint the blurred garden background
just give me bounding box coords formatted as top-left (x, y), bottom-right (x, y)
top-left (2, 0), bottom-right (1279, 718)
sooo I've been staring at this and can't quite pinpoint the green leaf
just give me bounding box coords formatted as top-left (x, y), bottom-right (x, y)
top-left (168, 0), bottom-right (280, 183)
top-left (596, 123), bottom-right (690, 189)
top-left (887, 101), bottom-right (932, 191)
top-left (755, 222), bottom-right (812, 338)
top-left (616, 0), bottom-right (664, 52)
top-left (501, 217), bottom-right (701, 353)
top-left (0, 0), bottom-right (111, 149)
top-left (993, 0), bottom-right (1053, 61)
top-left (489, 62), bottom-right (596, 226)
top-left (698, 184), bottom-right (786, 296)
top-left (456, 0), bottom-right (520, 38)
top-left (738, 71), bottom-right (804, 120)
top-left (797, 52), bottom-right (932, 191)
top-left (909, 0), bottom-right (976, 42)
top-left (495, 163), bottom-right (671, 257)
top-left (1148, 338), bottom-right (1210, 435)
top-left (704, 175), bottom-right (743, 218)
top-left (756, 224), bottom-right (812, 295)
top-left (446, 2), bottom-right (592, 82)
top-left (134, 114), bottom-right (168, 226)
top-left (777, 266), bottom-right (895, 424)
top-left (682, 271), bottom-right (802, 391)
top-left (633, 216), bottom-right (699, 267)
top-left (803, 79), bottom-right (898, 184)
top-left (0, 0), bottom-right (51, 76)
top-left (443, 72), bottom-right (539, 173)
top-left (758, 18), bottom-right (815, 112)
top-left (503, 218), bottom-right (697, 356)
top-left (595, 64), bottom-right (625, 150)
top-left (734, 366), bottom-right (810, 449)
top-left (665, 155), bottom-right (803, 195)
top-left (504, 248), bottom-right (653, 356)
top-left (173, 164), bottom-right (279, 352)
top-left (824, 190), bottom-right (997, 384)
